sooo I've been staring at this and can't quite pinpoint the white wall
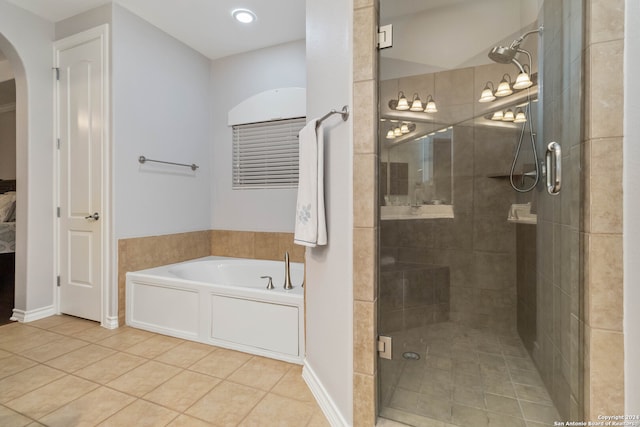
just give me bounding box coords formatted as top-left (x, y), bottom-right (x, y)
top-left (304, 0), bottom-right (353, 424)
top-left (112, 4), bottom-right (212, 239)
top-left (380, 0), bottom-right (539, 79)
top-left (210, 40), bottom-right (306, 232)
top-left (0, 0), bottom-right (55, 314)
top-left (624, 0), bottom-right (640, 413)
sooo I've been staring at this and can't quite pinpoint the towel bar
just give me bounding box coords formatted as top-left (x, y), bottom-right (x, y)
top-left (138, 155), bottom-right (199, 171)
top-left (317, 106), bottom-right (349, 127)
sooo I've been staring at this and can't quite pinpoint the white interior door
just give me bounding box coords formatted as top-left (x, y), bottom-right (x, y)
top-left (56, 28), bottom-right (108, 322)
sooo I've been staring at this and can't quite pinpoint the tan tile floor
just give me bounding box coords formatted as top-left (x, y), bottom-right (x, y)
top-left (378, 322), bottom-right (561, 427)
top-left (0, 315), bottom-right (329, 427)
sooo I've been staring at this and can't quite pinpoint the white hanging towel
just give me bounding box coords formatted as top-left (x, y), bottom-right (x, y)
top-left (294, 119), bottom-right (327, 247)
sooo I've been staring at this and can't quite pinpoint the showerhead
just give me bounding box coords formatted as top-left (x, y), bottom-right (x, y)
top-left (488, 45), bottom-right (518, 64)
top-left (488, 26), bottom-right (543, 69)
top-left (488, 46), bottom-right (528, 74)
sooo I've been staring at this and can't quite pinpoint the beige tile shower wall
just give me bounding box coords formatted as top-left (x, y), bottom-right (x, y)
top-left (117, 230), bottom-right (211, 324)
top-left (584, 0), bottom-right (625, 419)
top-left (380, 64), bottom-right (523, 335)
top-left (353, 0), bottom-right (379, 426)
top-left (209, 230), bottom-right (304, 263)
top-left (117, 230), bottom-right (303, 326)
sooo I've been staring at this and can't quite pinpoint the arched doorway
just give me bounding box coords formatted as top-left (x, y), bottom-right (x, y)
top-left (0, 32), bottom-right (28, 324)
top-left (0, 48), bottom-right (16, 325)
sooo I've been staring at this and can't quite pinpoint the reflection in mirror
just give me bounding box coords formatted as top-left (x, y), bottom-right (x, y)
top-left (380, 127), bottom-right (452, 207)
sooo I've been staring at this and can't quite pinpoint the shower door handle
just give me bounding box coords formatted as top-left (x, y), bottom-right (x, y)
top-left (545, 142), bottom-right (561, 195)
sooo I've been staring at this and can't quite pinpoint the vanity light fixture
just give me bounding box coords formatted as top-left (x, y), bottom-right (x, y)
top-left (495, 74), bottom-right (513, 97)
top-left (393, 126), bottom-right (403, 137)
top-left (400, 123), bottom-right (410, 134)
top-left (424, 95), bottom-right (438, 113)
top-left (232, 8), bottom-right (256, 23)
top-left (513, 64), bottom-right (533, 90)
top-left (388, 92), bottom-right (437, 114)
top-left (478, 81), bottom-right (496, 103)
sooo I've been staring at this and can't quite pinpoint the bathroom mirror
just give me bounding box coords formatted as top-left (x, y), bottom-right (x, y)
top-left (380, 127), bottom-right (452, 206)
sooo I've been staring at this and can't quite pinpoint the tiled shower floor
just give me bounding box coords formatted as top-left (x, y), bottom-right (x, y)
top-left (378, 322), bottom-right (560, 427)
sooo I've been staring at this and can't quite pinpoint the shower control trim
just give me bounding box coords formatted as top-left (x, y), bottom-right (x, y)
top-left (546, 142), bottom-right (562, 195)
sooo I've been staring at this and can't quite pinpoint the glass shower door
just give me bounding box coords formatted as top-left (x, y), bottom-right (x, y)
top-left (377, 1), bottom-right (583, 425)
top-left (530, 0), bottom-right (584, 419)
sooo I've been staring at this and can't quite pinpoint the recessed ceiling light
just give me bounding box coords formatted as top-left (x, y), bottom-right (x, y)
top-left (232, 9), bottom-right (256, 24)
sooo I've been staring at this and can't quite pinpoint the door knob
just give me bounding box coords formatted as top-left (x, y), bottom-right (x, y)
top-left (85, 212), bottom-right (100, 221)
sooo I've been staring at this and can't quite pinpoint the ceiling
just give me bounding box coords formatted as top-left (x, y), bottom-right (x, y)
top-left (4, 0), bottom-right (306, 60)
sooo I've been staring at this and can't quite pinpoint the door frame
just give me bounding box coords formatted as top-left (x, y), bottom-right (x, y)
top-left (53, 24), bottom-right (114, 328)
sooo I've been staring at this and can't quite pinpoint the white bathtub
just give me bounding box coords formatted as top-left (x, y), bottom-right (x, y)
top-left (126, 256), bottom-right (305, 364)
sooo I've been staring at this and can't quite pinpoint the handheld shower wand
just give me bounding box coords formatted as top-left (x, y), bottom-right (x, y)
top-left (487, 26), bottom-right (543, 193)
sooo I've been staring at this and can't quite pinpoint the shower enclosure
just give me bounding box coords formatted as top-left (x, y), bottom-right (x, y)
top-left (377, 1), bottom-right (583, 425)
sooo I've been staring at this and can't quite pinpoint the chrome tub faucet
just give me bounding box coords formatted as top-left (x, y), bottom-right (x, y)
top-left (283, 251), bottom-right (293, 290)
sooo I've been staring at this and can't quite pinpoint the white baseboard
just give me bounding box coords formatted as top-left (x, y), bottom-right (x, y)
top-left (11, 305), bottom-right (56, 323)
top-left (302, 360), bottom-right (350, 427)
top-left (102, 315), bottom-right (119, 329)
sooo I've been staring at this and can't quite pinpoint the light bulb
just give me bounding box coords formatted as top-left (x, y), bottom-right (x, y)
top-left (513, 72), bottom-right (533, 90)
top-left (502, 109), bottom-right (515, 121)
top-left (409, 94), bottom-right (423, 112)
top-left (424, 96), bottom-right (438, 113)
top-left (478, 82), bottom-right (496, 103)
top-left (396, 92), bottom-right (409, 110)
top-left (514, 109), bottom-right (527, 123)
top-left (495, 75), bottom-right (513, 97)
top-left (232, 9), bottom-right (256, 23)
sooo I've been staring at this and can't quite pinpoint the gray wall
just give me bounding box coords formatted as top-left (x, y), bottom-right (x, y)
top-left (112, 4), bottom-right (212, 240)
top-left (209, 40), bottom-right (306, 232)
top-left (304, 0), bottom-right (353, 424)
top-left (0, 0), bottom-right (55, 314)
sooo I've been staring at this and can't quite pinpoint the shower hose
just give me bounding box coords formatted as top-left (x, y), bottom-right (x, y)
top-left (509, 90), bottom-right (540, 193)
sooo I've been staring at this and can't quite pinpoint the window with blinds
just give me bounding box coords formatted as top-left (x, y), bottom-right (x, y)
top-left (232, 117), bottom-right (305, 189)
